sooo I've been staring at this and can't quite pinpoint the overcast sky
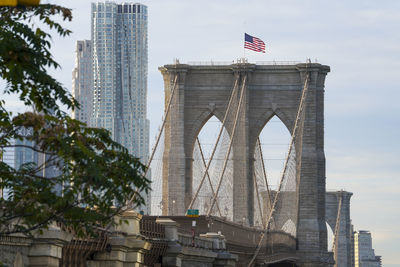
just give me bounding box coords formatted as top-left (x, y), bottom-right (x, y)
top-left (4, 0), bottom-right (400, 265)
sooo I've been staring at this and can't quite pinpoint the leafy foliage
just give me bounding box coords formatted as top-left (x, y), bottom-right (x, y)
top-left (0, 5), bottom-right (150, 237)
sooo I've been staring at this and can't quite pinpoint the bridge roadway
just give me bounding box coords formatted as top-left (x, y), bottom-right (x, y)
top-left (144, 215), bottom-right (298, 266)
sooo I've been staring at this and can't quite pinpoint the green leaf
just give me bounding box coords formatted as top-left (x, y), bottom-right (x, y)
top-left (0, 4), bottom-right (151, 238)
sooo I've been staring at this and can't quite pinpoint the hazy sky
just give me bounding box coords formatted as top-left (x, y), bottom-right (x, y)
top-left (4, 0), bottom-right (400, 265)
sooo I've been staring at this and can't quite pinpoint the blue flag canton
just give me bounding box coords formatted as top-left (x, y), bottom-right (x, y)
top-left (245, 33), bottom-right (254, 43)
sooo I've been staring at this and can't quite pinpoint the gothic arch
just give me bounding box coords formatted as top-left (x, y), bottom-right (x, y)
top-left (250, 109), bottom-right (295, 160)
top-left (160, 62), bottom-right (331, 265)
top-left (184, 108), bottom-right (229, 160)
top-left (256, 108), bottom-right (295, 137)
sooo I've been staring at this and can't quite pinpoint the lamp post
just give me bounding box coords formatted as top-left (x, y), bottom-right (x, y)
top-left (172, 199), bottom-right (176, 216)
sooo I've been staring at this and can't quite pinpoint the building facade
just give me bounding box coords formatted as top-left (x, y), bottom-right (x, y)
top-left (73, 1), bottom-right (150, 213)
top-left (14, 128), bottom-right (36, 171)
top-left (354, 230), bottom-right (382, 267)
top-left (89, 1), bottom-right (149, 162)
top-left (72, 40), bottom-right (92, 124)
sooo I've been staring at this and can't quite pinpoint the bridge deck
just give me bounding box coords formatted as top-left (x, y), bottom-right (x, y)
top-left (143, 215), bottom-right (297, 266)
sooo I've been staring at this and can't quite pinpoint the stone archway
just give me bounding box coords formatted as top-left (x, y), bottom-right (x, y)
top-left (159, 62), bottom-right (331, 265)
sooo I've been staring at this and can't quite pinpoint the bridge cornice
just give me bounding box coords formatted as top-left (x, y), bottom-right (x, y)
top-left (160, 62), bottom-right (330, 73)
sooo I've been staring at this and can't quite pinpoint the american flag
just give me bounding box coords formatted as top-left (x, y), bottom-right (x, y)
top-left (244, 33), bottom-right (265, 53)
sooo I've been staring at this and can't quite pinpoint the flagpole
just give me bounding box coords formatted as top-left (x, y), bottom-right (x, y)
top-left (243, 32), bottom-right (246, 61)
top-left (243, 22), bottom-right (246, 61)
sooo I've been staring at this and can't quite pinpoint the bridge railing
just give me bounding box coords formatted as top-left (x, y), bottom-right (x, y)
top-left (139, 216), bottom-right (166, 239)
top-left (256, 60), bottom-right (302, 65)
top-left (180, 60), bottom-right (303, 66)
top-left (141, 215), bottom-right (298, 266)
top-left (139, 217), bottom-right (168, 267)
top-left (178, 233), bottom-right (214, 249)
top-left (186, 61), bottom-right (234, 65)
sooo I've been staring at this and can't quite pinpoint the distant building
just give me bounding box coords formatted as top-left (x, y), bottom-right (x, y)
top-left (73, 1), bottom-right (150, 213)
top-left (72, 40), bottom-right (92, 124)
top-left (89, 1), bottom-right (149, 161)
top-left (1, 139), bottom-right (15, 199)
top-left (350, 224), bottom-right (355, 267)
top-left (13, 127), bottom-right (63, 195)
top-left (2, 139), bottom-right (15, 169)
top-left (14, 128), bottom-right (36, 170)
top-left (354, 230), bottom-right (382, 267)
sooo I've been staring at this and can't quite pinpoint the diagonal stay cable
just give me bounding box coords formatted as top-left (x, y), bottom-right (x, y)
top-left (127, 74), bottom-right (178, 209)
top-left (247, 63), bottom-right (311, 267)
top-left (257, 138), bottom-right (273, 213)
top-left (254, 170), bottom-right (266, 228)
top-left (207, 74), bottom-right (247, 216)
top-left (196, 137), bottom-right (222, 217)
top-left (187, 75), bottom-right (240, 212)
top-left (144, 74), bottom-right (178, 177)
top-left (332, 191), bottom-right (343, 255)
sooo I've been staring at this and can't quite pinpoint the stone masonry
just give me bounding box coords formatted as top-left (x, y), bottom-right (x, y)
top-left (326, 191), bottom-right (353, 267)
top-left (159, 62), bottom-right (331, 266)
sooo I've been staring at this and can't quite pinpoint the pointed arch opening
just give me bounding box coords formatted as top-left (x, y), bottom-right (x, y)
top-left (254, 115), bottom-right (295, 231)
top-left (192, 115), bottom-right (233, 220)
top-left (257, 115), bottom-right (292, 189)
top-left (326, 222), bottom-right (334, 251)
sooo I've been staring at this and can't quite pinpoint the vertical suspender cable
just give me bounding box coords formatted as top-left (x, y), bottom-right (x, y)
top-left (247, 64), bottom-right (311, 267)
top-left (254, 171), bottom-right (266, 228)
top-left (265, 69), bottom-right (310, 230)
top-left (188, 76), bottom-right (239, 211)
top-left (196, 138), bottom-right (222, 217)
top-left (128, 74), bottom-right (178, 208)
top-left (258, 138), bottom-right (273, 211)
top-left (144, 74), bottom-right (178, 177)
top-left (207, 75), bottom-right (247, 216)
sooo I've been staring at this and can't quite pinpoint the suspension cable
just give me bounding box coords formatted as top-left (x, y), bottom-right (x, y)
top-left (257, 138), bottom-right (273, 227)
top-left (144, 74), bottom-right (178, 177)
top-left (207, 74), bottom-right (247, 216)
top-left (265, 68), bottom-right (310, 228)
top-left (247, 63), bottom-right (311, 266)
top-left (196, 138), bottom-right (222, 217)
top-left (128, 73), bottom-right (178, 209)
top-left (254, 170), bottom-right (266, 228)
top-left (187, 75), bottom-right (240, 212)
top-left (332, 191), bottom-right (343, 256)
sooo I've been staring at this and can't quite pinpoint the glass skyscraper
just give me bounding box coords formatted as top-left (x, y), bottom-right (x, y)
top-left (72, 40), bottom-right (92, 124)
top-left (73, 1), bottom-right (150, 213)
top-left (90, 1), bottom-right (149, 162)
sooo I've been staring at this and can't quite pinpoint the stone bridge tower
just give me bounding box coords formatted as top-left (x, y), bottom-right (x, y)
top-left (159, 62), bottom-right (331, 266)
top-left (326, 191), bottom-right (353, 267)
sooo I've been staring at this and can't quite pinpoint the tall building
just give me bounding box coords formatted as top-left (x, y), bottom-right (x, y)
top-left (350, 223), bottom-right (355, 267)
top-left (14, 127), bottom-right (63, 195)
top-left (2, 139), bottom-right (15, 170)
top-left (354, 230), bottom-right (382, 267)
top-left (1, 139), bottom-right (15, 199)
top-left (72, 40), bottom-right (92, 124)
top-left (90, 1), bottom-right (149, 161)
top-left (73, 1), bottom-right (150, 213)
top-left (14, 128), bottom-right (36, 170)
